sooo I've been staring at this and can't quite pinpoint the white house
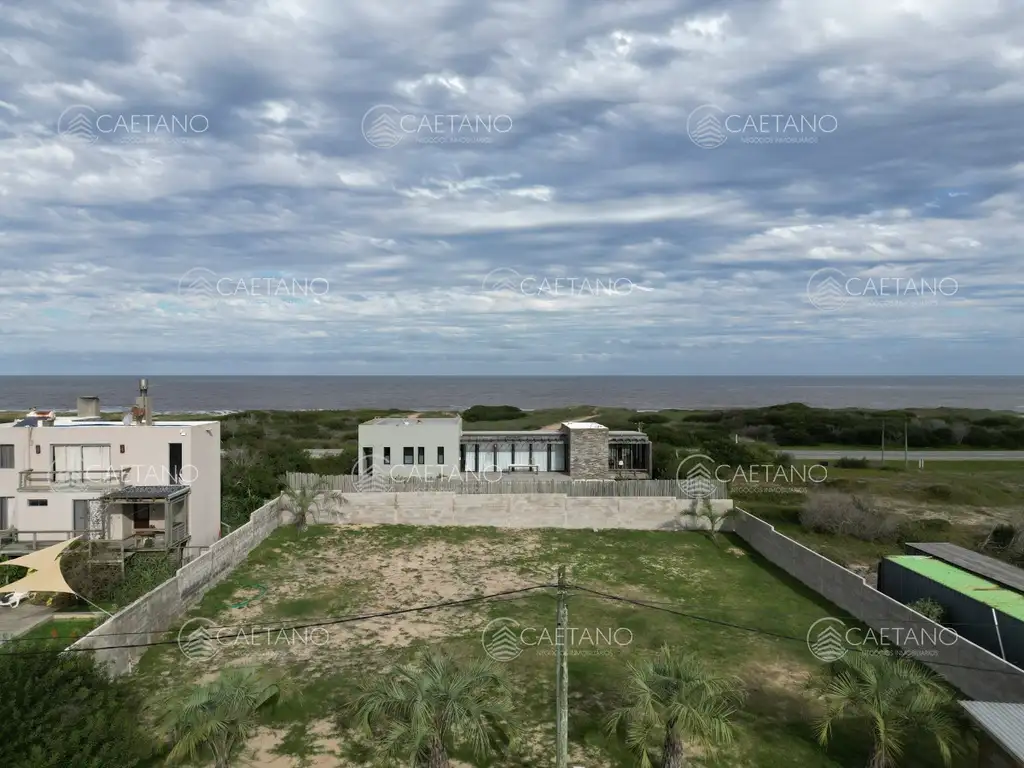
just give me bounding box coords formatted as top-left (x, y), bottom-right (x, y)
top-left (0, 380), bottom-right (221, 554)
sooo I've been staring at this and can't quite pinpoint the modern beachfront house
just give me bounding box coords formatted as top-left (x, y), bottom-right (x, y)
top-left (357, 416), bottom-right (652, 480)
top-left (0, 379), bottom-right (221, 557)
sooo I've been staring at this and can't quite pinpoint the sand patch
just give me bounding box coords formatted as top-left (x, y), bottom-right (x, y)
top-left (741, 659), bottom-right (811, 693)
top-left (208, 531), bottom-right (546, 671)
top-left (244, 724), bottom-right (355, 767)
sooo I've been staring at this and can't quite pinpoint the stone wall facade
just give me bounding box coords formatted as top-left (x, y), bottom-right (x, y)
top-left (563, 424), bottom-right (610, 479)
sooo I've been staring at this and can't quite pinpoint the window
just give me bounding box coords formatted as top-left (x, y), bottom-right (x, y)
top-left (417, 447), bottom-right (425, 465)
top-left (383, 447), bottom-right (391, 465)
top-left (0, 444), bottom-right (13, 469)
top-left (28, 499), bottom-right (48, 507)
top-left (403, 447), bottom-right (414, 465)
top-left (437, 447), bottom-right (445, 464)
top-left (52, 444), bottom-right (111, 480)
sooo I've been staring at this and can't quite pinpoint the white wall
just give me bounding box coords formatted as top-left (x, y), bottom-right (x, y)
top-left (358, 418), bottom-right (462, 479)
top-left (0, 420), bottom-right (221, 547)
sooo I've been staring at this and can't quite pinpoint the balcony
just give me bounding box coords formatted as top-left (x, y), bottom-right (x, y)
top-left (17, 468), bottom-right (131, 492)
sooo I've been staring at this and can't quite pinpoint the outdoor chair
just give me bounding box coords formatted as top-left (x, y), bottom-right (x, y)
top-left (0, 591), bottom-right (30, 608)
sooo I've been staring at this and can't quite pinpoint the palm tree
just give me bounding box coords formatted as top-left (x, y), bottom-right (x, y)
top-left (279, 480), bottom-right (336, 532)
top-left (347, 650), bottom-right (521, 767)
top-left (161, 667), bottom-right (295, 768)
top-left (686, 498), bottom-right (732, 544)
top-left (606, 645), bottom-right (744, 768)
top-left (807, 650), bottom-right (967, 767)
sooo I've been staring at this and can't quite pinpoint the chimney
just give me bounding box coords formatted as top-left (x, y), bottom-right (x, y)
top-left (135, 378), bottom-right (153, 425)
top-left (76, 396), bottom-right (101, 418)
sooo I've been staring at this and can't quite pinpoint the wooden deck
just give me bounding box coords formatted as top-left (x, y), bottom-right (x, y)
top-left (0, 529), bottom-right (188, 564)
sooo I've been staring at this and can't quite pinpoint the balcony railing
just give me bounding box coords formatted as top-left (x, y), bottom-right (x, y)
top-left (17, 468), bottom-right (131, 492)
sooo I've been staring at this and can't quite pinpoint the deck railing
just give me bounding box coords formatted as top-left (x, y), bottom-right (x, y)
top-left (18, 468), bottom-right (131, 491)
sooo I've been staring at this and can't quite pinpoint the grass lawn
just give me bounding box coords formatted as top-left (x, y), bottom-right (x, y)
top-left (3, 618), bottom-right (100, 653)
top-left (134, 525), bottom-right (975, 767)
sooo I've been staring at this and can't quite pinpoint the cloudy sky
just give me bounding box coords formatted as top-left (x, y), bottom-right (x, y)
top-left (1, 0), bottom-right (1022, 375)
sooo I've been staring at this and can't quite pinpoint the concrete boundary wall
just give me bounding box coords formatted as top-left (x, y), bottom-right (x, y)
top-left (730, 508), bottom-right (1024, 702)
top-left (304, 492), bottom-right (734, 530)
top-left (66, 497), bottom-right (283, 676)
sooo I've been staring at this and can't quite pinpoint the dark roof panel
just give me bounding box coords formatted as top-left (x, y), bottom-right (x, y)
top-left (104, 485), bottom-right (190, 500)
top-left (905, 542), bottom-right (1024, 594)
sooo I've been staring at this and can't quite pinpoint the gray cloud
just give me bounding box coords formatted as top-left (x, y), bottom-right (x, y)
top-left (0, 0), bottom-right (1021, 374)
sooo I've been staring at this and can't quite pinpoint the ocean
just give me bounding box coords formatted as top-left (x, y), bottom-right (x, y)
top-left (0, 377), bottom-right (1021, 413)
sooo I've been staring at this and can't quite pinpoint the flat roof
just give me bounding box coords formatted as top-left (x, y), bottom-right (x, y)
top-left (104, 485), bottom-right (190, 501)
top-left (463, 430), bottom-right (564, 437)
top-left (887, 555), bottom-right (1024, 621)
top-left (906, 542), bottom-right (1024, 594)
top-left (363, 417), bottom-right (461, 426)
top-left (562, 421), bottom-right (607, 429)
top-left (961, 702), bottom-right (1024, 760)
top-left (5, 418), bottom-right (214, 428)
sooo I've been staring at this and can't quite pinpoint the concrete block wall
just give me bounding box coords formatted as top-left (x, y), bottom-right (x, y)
top-left (331, 493), bottom-right (732, 529)
top-left (730, 508), bottom-right (1024, 702)
top-left (67, 497), bottom-right (283, 676)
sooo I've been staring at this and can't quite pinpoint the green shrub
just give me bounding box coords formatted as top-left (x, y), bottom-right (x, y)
top-left (907, 597), bottom-right (945, 623)
top-left (460, 405), bottom-right (525, 422)
top-left (0, 649), bottom-right (155, 767)
top-left (835, 457), bottom-right (870, 469)
top-left (898, 518), bottom-right (952, 543)
top-left (921, 484), bottom-right (954, 501)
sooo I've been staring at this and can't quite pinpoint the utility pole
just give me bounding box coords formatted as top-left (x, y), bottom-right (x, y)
top-left (904, 417), bottom-right (909, 469)
top-left (881, 420), bottom-right (886, 465)
top-left (555, 565), bottom-right (569, 768)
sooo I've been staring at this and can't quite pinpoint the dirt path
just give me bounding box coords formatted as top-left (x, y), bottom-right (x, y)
top-left (541, 411), bottom-right (600, 430)
top-left (407, 412), bottom-right (421, 418)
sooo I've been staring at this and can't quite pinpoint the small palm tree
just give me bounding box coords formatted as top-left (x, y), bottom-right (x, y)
top-left (689, 498), bottom-right (732, 544)
top-left (606, 645), bottom-right (745, 768)
top-left (347, 650), bottom-right (521, 767)
top-left (161, 667), bottom-right (295, 768)
top-left (280, 480), bottom-right (333, 532)
top-left (808, 650), bottom-right (968, 767)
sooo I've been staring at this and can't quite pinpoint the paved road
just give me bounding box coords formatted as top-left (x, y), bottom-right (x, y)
top-left (785, 450), bottom-right (1024, 461)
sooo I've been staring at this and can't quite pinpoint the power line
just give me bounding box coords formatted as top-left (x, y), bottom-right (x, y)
top-left (568, 584), bottom-right (1024, 678)
top-left (4, 580), bottom-right (1023, 680)
top-left (0, 585), bottom-right (554, 656)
